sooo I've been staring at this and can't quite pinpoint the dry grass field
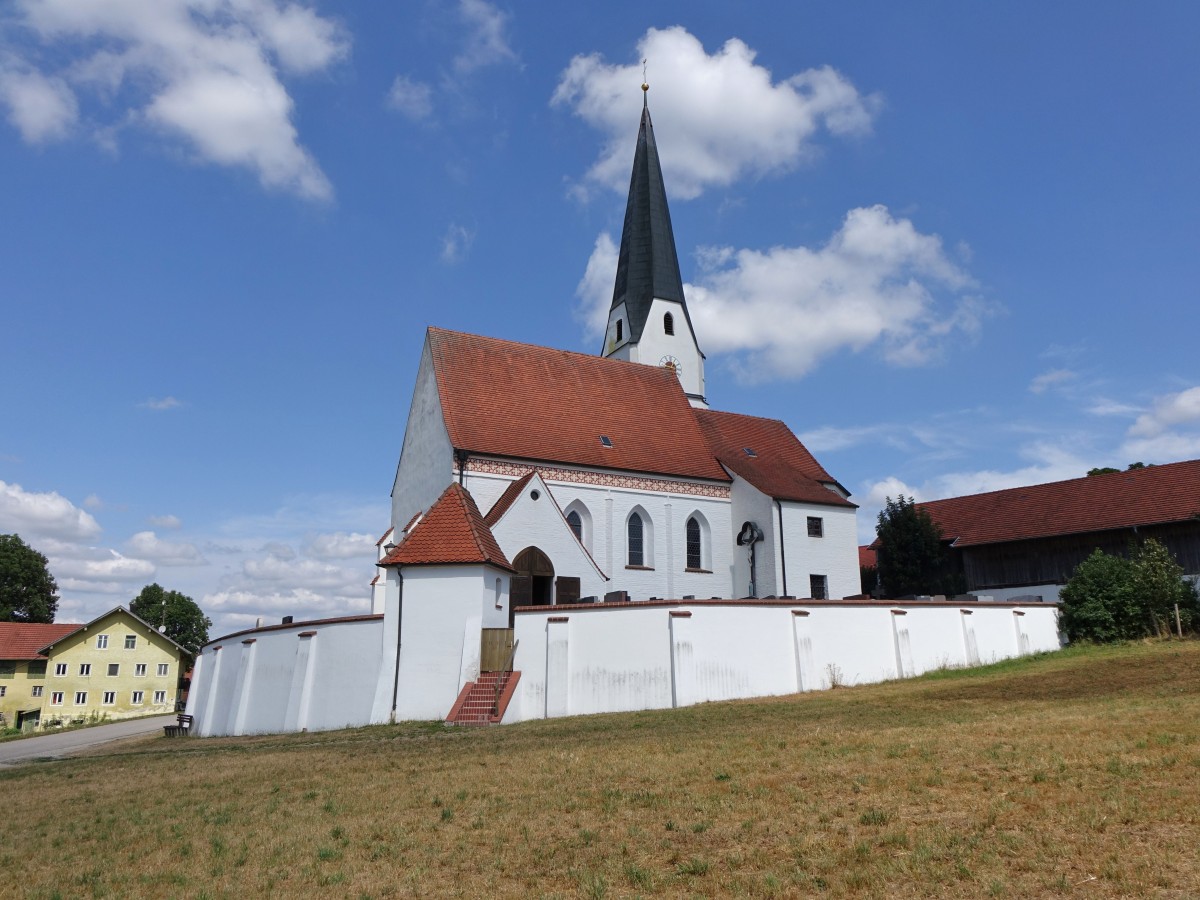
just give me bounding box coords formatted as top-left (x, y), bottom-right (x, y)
top-left (3, 640), bottom-right (1199, 898)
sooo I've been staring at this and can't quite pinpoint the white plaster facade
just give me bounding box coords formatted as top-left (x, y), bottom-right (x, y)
top-left (603, 297), bottom-right (706, 406)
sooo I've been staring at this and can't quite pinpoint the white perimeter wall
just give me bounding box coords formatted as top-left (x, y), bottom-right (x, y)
top-left (186, 617), bottom-right (385, 737)
top-left (507, 600), bottom-right (1060, 723)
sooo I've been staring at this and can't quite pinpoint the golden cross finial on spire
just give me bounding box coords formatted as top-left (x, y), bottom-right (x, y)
top-left (641, 59), bottom-right (649, 106)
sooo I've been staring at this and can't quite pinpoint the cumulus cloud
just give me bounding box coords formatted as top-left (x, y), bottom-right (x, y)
top-left (441, 223), bottom-right (475, 263)
top-left (387, 74), bottom-right (433, 120)
top-left (454, 0), bottom-right (517, 74)
top-left (126, 530), bottom-right (205, 566)
top-left (553, 26), bottom-right (880, 200)
top-left (573, 231), bottom-right (618, 336)
top-left (2, 0), bottom-right (347, 200)
top-left (52, 549), bottom-right (155, 583)
top-left (1128, 386), bottom-right (1200, 438)
top-left (202, 586), bottom-right (368, 623)
top-left (304, 531), bottom-right (376, 560)
top-left (0, 480), bottom-right (101, 540)
top-left (1029, 368), bottom-right (1076, 395)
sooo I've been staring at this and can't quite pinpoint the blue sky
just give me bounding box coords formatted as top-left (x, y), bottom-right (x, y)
top-left (2, 1), bottom-right (1198, 638)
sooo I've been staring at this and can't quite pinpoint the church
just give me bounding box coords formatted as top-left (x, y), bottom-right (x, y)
top-left (184, 93), bottom-right (1059, 736)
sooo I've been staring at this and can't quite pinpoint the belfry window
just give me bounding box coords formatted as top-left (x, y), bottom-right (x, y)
top-left (616, 319), bottom-right (623, 341)
top-left (566, 510), bottom-right (582, 541)
top-left (627, 513), bottom-right (644, 567)
top-left (664, 312), bottom-right (674, 335)
top-left (686, 517), bottom-right (701, 569)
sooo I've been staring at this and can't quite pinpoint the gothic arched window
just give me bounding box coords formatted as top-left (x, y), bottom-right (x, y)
top-left (566, 510), bottom-right (582, 541)
top-left (686, 516), bottom-right (702, 569)
top-left (664, 312), bottom-right (674, 335)
top-left (627, 512), bottom-right (644, 567)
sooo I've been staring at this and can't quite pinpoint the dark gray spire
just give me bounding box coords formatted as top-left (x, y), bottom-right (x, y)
top-left (609, 101), bottom-right (694, 344)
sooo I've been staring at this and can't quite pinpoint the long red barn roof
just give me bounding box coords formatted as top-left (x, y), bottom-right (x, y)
top-left (0, 623), bottom-right (79, 660)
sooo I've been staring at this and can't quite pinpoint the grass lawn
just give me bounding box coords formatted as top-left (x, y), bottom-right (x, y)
top-left (3, 640), bottom-right (1198, 898)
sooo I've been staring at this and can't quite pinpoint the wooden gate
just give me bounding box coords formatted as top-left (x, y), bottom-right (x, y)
top-left (481, 628), bottom-right (514, 671)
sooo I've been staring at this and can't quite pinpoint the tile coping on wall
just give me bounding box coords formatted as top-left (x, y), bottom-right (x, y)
top-left (205, 614), bottom-right (385, 647)
top-left (514, 598), bottom-right (1058, 613)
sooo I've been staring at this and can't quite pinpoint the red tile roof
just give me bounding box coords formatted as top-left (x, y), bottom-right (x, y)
top-left (694, 409), bottom-right (854, 508)
top-left (919, 459), bottom-right (1200, 547)
top-left (859, 546), bottom-right (877, 568)
top-left (484, 470), bottom-right (536, 527)
top-left (0, 622), bottom-right (79, 660)
top-left (375, 527), bottom-right (394, 547)
top-left (379, 483), bottom-right (514, 571)
top-left (428, 328), bottom-right (729, 483)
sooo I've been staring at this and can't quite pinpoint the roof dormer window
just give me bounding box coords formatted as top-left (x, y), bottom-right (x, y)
top-left (744, 447), bottom-right (757, 458)
top-left (599, 435), bottom-right (613, 448)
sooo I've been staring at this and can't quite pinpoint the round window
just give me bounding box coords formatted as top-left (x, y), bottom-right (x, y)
top-left (530, 490), bottom-right (541, 501)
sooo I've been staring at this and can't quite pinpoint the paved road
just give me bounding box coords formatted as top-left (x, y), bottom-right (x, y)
top-left (0, 714), bottom-right (172, 766)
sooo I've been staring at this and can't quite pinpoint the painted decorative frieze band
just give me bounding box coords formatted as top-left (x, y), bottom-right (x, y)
top-left (460, 458), bottom-right (731, 499)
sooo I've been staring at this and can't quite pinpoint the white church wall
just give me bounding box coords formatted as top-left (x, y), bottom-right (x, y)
top-left (777, 501), bottom-right (861, 599)
top-left (505, 600), bottom-right (1060, 723)
top-left (186, 616), bottom-right (385, 737)
top-left (729, 476), bottom-right (779, 598)
top-left (391, 341), bottom-right (454, 534)
top-left (625, 298), bottom-right (706, 403)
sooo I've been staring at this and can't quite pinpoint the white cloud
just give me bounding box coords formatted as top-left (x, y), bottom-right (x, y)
top-left (0, 480), bottom-right (102, 540)
top-left (0, 66), bottom-right (77, 142)
top-left (454, 0), bottom-right (516, 74)
top-left (52, 549), bottom-right (155, 583)
top-left (148, 513), bottom-right (181, 529)
top-left (202, 586), bottom-right (368, 623)
top-left (387, 74), bottom-right (433, 120)
top-left (139, 396), bottom-right (182, 411)
top-left (126, 530), bottom-right (205, 566)
top-left (304, 531), bottom-right (376, 560)
top-left (242, 554), bottom-right (349, 589)
top-left (579, 206), bottom-right (983, 380)
top-left (1128, 386), bottom-right (1200, 438)
top-left (1029, 368), bottom-right (1076, 395)
top-left (553, 26), bottom-right (879, 200)
top-left (83, 494), bottom-right (104, 510)
top-left (3, 0), bottom-right (347, 201)
top-left (441, 223), bottom-right (475, 264)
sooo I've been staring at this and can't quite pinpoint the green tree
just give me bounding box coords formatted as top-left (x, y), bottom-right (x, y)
top-left (1058, 549), bottom-right (1140, 642)
top-left (0, 534), bottom-right (59, 623)
top-left (129, 583), bottom-right (211, 656)
top-left (875, 496), bottom-right (963, 598)
top-left (1130, 538), bottom-right (1198, 636)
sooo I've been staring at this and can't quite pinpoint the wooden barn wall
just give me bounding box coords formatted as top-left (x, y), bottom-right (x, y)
top-left (958, 522), bottom-right (1200, 591)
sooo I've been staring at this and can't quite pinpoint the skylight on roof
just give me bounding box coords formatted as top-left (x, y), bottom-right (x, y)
top-left (743, 447), bottom-right (757, 458)
top-left (600, 435), bottom-right (613, 448)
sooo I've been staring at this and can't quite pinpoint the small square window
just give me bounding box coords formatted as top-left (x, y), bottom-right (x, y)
top-left (96, 635), bottom-right (108, 649)
top-left (131, 691), bottom-right (144, 705)
top-left (102, 691), bottom-right (116, 705)
top-left (74, 691), bottom-right (88, 706)
top-left (51, 691), bottom-right (64, 706)
top-left (153, 690), bottom-right (167, 704)
top-left (0, 686), bottom-right (6, 697)
top-left (157, 664), bottom-right (170, 677)
top-left (54, 663), bottom-right (68, 676)
top-left (124, 635), bottom-right (137, 650)
top-left (78, 663), bottom-right (91, 677)
top-left (0, 662), bottom-right (15, 679)
top-left (32, 685), bottom-right (43, 698)
top-left (135, 664), bottom-right (147, 677)
top-left (807, 516), bottom-right (824, 538)
top-left (108, 664), bottom-right (119, 677)
top-left (809, 574), bottom-right (828, 600)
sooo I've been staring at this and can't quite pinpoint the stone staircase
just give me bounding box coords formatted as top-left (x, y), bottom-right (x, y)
top-left (445, 670), bottom-right (520, 725)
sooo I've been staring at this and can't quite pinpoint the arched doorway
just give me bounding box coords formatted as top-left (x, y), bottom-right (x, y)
top-left (512, 546), bottom-right (555, 612)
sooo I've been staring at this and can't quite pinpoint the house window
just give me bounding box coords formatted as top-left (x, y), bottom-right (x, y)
top-left (131, 691), bottom-right (144, 705)
top-left (0, 662), bottom-right (14, 679)
top-left (566, 510), bottom-right (582, 541)
top-left (664, 312), bottom-right (674, 335)
top-left (32, 685), bottom-right (43, 698)
top-left (124, 635), bottom-right (136, 650)
top-left (79, 663), bottom-right (91, 677)
top-left (686, 517), bottom-right (702, 569)
top-left (27, 661), bottom-right (46, 677)
top-left (616, 319), bottom-right (623, 341)
top-left (0, 686), bottom-right (5, 697)
top-left (153, 690), bottom-right (167, 704)
top-left (102, 692), bottom-right (116, 705)
top-left (627, 513), bottom-right (644, 567)
top-left (74, 691), bottom-right (87, 706)
top-left (157, 664), bottom-right (169, 677)
top-left (51, 692), bottom-right (63, 706)
top-left (108, 664), bottom-right (119, 677)
top-left (810, 575), bottom-right (828, 600)
top-left (135, 664), bottom-right (147, 677)
top-left (96, 634), bottom-right (108, 649)
top-left (54, 663), bottom-right (68, 676)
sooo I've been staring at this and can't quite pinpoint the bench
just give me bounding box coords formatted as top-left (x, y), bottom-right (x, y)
top-left (163, 714), bottom-right (194, 738)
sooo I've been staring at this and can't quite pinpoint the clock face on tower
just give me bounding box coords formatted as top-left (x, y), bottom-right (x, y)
top-left (659, 355), bottom-right (682, 378)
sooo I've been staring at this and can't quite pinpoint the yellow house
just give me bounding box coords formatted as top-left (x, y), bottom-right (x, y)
top-left (0, 607), bottom-right (187, 730)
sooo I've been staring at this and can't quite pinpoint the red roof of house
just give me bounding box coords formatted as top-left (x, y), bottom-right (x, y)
top-left (919, 459), bottom-right (1200, 547)
top-left (484, 470), bottom-right (536, 527)
top-left (859, 546), bottom-right (877, 568)
top-left (428, 328), bottom-right (729, 483)
top-left (379, 483), bottom-right (514, 571)
top-left (375, 527), bottom-right (394, 547)
top-left (693, 409), bottom-right (854, 508)
top-left (0, 622), bottom-right (79, 660)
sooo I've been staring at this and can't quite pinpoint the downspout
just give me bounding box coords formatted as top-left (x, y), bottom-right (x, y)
top-left (775, 499), bottom-right (789, 598)
top-left (389, 569), bottom-right (404, 723)
top-left (455, 449), bottom-right (469, 488)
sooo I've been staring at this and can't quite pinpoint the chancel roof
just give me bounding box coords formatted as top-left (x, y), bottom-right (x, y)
top-left (919, 459), bottom-right (1200, 547)
top-left (380, 483), bottom-right (514, 571)
top-left (428, 328), bottom-right (729, 483)
top-left (695, 409), bottom-right (855, 508)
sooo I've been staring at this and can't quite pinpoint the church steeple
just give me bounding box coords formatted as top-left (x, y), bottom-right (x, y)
top-left (601, 85), bottom-right (707, 408)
